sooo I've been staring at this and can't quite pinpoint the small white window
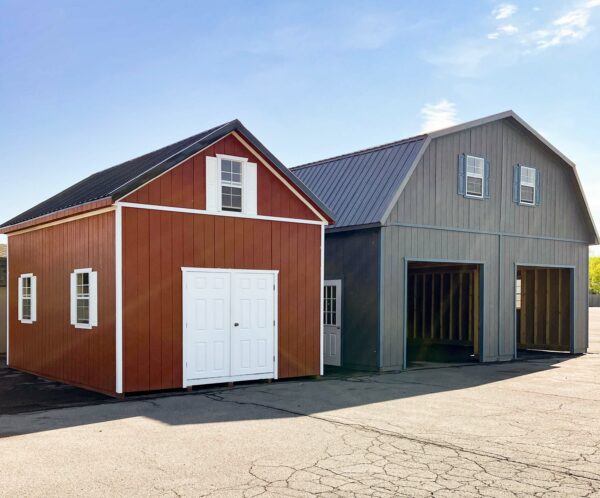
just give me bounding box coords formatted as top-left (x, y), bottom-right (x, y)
top-left (70, 269), bottom-right (98, 329)
top-left (515, 278), bottom-right (522, 310)
top-left (520, 166), bottom-right (536, 205)
top-left (465, 155), bottom-right (484, 197)
top-left (18, 273), bottom-right (37, 324)
top-left (220, 159), bottom-right (243, 212)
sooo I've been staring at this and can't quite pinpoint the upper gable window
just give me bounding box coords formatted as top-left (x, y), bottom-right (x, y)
top-left (466, 155), bottom-right (485, 198)
top-left (520, 166), bottom-right (536, 205)
top-left (220, 159), bottom-right (243, 212)
top-left (457, 154), bottom-right (490, 199)
top-left (206, 154), bottom-right (257, 216)
top-left (513, 165), bottom-right (541, 206)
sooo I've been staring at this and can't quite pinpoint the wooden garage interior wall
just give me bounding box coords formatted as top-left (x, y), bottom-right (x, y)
top-left (406, 263), bottom-right (480, 355)
top-left (7, 211), bottom-right (116, 394)
top-left (121, 208), bottom-right (321, 392)
top-left (516, 266), bottom-right (571, 351)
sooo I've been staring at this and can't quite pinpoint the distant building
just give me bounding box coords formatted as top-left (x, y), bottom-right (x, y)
top-left (0, 244), bottom-right (6, 355)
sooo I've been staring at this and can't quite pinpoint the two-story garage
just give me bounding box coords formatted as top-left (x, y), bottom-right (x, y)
top-left (293, 111), bottom-right (598, 370)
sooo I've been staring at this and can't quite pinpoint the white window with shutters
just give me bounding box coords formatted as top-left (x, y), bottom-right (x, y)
top-left (205, 154), bottom-right (257, 216)
top-left (519, 166), bottom-right (536, 205)
top-left (70, 268), bottom-right (98, 329)
top-left (18, 273), bottom-right (37, 324)
top-left (465, 155), bottom-right (485, 198)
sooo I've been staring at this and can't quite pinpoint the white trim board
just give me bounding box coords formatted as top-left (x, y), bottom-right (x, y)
top-left (117, 202), bottom-right (326, 226)
top-left (115, 204), bottom-right (123, 394)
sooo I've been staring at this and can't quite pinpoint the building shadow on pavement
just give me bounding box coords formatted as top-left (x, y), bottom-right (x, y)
top-left (0, 350), bottom-right (579, 438)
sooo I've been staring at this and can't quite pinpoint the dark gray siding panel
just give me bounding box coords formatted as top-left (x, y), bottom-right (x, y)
top-left (293, 137), bottom-right (427, 229)
top-left (325, 229), bottom-right (380, 369)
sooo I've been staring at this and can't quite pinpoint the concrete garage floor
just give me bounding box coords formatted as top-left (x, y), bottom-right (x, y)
top-left (1, 314), bottom-right (600, 496)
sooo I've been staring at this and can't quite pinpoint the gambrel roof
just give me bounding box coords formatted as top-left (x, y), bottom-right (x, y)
top-left (1, 120), bottom-right (333, 229)
top-left (292, 110), bottom-right (599, 242)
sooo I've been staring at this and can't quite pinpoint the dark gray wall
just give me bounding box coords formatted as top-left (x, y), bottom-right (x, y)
top-left (325, 228), bottom-right (380, 369)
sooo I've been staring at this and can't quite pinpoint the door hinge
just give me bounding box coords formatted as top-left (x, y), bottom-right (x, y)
top-left (273, 320), bottom-right (275, 326)
top-left (273, 355), bottom-right (275, 362)
top-left (273, 284), bottom-right (275, 290)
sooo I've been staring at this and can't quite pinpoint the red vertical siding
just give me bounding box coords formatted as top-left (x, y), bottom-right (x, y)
top-left (121, 208), bottom-right (321, 393)
top-left (8, 211), bottom-right (116, 394)
top-left (123, 134), bottom-right (321, 221)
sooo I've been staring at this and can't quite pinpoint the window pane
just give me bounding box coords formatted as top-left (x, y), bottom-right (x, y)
top-left (77, 298), bottom-right (89, 324)
top-left (231, 161), bottom-right (241, 174)
top-left (231, 172), bottom-right (241, 184)
top-left (466, 156), bottom-right (484, 175)
top-left (467, 176), bottom-right (483, 196)
top-left (521, 185), bottom-right (534, 204)
top-left (221, 160), bottom-right (232, 173)
top-left (521, 166), bottom-right (536, 184)
top-left (22, 277), bottom-right (31, 298)
top-left (221, 170), bottom-right (232, 182)
top-left (22, 299), bottom-right (31, 320)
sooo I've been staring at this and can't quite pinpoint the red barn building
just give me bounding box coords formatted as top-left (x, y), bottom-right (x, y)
top-left (1, 121), bottom-right (332, 396)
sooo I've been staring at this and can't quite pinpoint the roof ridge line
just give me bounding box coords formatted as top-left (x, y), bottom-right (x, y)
top-left (291, 133), bottom-right (428, 171)
top-left (106, 120), bottom-right (237, 198)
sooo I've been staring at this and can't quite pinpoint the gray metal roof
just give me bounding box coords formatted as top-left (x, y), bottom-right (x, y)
top-left (292, 135), bottom-right (427, 230)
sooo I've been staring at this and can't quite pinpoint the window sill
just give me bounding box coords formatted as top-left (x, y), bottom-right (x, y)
top-left (74, 323), bottom-right (94, 330)
top-left (19, 319), bottom-right (34, 324)
top-left (464, 194), bottom-right (486, 201)
top-left (518, 202), bottom-right (536, 208)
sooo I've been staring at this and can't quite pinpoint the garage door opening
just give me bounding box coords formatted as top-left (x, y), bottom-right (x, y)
top-left (406, 262), bottom-right (483, 367)
top-left (515, 266), bottom-right (573, 355)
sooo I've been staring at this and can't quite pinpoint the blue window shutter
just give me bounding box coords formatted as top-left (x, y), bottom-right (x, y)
top-left (484, 159), bottom-right (491, 199)
top-left (535, 169), bottom-right (542, 205)
top-left (513, 165), bottom-right (521, 204)
top-left (457, 154), bottom-right (465, 196)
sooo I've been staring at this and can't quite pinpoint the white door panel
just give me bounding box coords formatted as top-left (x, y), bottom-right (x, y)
top-left (185, 272), bottom-right (231, 380)
top-left (323, 280), bottom-right (341, 366)
top-left (231, 273), bottom-right (275, 376)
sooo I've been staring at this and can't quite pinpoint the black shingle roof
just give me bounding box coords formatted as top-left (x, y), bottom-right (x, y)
top-left (292, 135), bottom-right (427, 229)
top-left (1, 120), bottom-right (332, 228)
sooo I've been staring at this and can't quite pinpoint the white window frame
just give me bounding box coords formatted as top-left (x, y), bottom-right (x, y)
top-left (465, 155), bottom-right (485, 198)
top-left (217, 154), bottom-right (247, 213)
top-left (70, 268), bottom-right (98, 330)
top-left (519, 166), bottom-right (536, 205)
top-left (18, 273), bottom-right (36, 324)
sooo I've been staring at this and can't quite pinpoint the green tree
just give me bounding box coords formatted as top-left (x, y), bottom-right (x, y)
top-left (590, 257), bottom-right (600, 294)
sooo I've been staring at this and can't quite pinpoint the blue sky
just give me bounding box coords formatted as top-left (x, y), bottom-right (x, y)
top-left (1, 0), bottom-right (600, 248)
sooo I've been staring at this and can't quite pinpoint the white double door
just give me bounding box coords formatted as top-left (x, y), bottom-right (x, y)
top-left (183, 269), bottom-right (276, 386)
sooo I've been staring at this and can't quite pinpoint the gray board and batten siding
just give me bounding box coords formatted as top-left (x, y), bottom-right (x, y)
top-left (293, 111), bottom-right (597, 370)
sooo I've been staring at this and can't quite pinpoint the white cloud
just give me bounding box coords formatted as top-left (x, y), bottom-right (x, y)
top-left (529, 1), bottom-right (600, 49)
top-left (493, 3), bottom-right (518, 20)
top-left (489, 24), bottom-right (519, 39)
top-left (499, 24), bottom-right (519, 34)
top-left (420, 100), bottom-right (458, 133)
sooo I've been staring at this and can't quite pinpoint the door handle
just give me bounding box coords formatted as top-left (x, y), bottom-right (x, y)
top-left (234, 323), bottom-right (239, 327)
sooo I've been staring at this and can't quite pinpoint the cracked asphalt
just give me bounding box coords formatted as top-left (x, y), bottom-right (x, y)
top-left (1, 311), bottom-right (600, 497)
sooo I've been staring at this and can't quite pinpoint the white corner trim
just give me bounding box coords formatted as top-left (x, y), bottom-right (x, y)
top-left (115, 204), bottom-right (123, 394)
top-left (116, 201), bottom-right (326, 226)
top-left (320, 224), bottom-right (325, 376)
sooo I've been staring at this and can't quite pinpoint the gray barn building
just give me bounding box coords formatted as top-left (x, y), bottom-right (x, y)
top-left (293, 111), bottom-right (598, 370)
